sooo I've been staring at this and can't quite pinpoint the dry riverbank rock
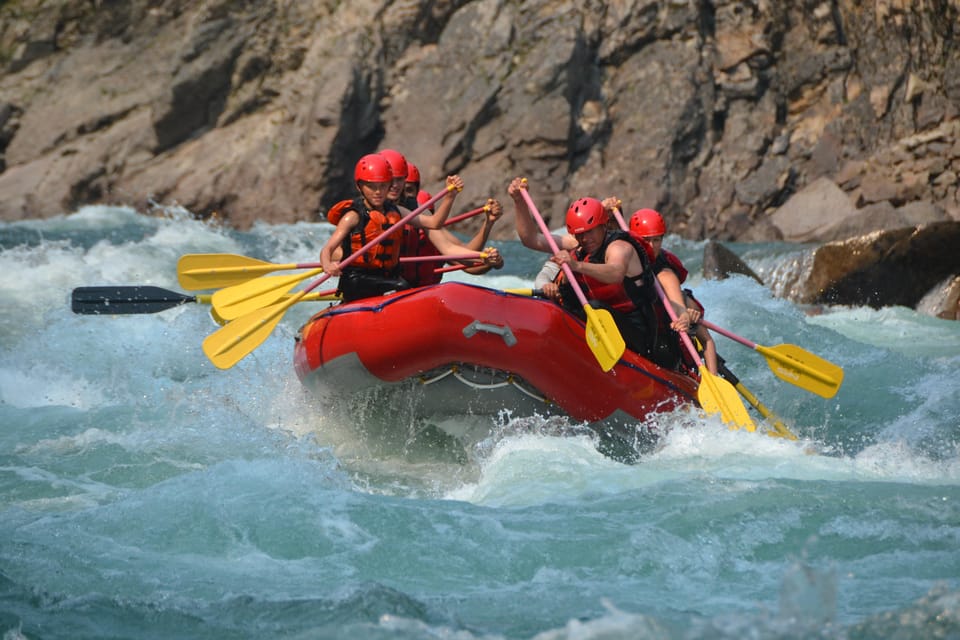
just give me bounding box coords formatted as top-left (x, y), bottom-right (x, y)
top-left (0, 0), bottom-right (958, 243)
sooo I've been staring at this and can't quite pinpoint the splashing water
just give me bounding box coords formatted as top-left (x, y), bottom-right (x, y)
top-left (1, 207), bottom-right (958, 639)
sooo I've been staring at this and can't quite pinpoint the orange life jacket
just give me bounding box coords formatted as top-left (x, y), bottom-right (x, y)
top-left (326, 197), bottom-right (403, 271)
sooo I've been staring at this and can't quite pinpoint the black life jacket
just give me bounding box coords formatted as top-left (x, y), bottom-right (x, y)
top-left (559, 230), bottom-right (658, 312)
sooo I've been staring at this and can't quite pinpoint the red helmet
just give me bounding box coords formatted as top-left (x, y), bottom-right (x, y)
top-left (379, 149), bottom-right (408, 180)
top-left (629, 208), bottom-right (666, 237)
top-left (406, 163), bottom-right (421, 184)
top-left (565, 197), bottom-right (608, 234)
top-left (416, 190), bottom-right (432, 207)
top-left (355, 154), bottom-right (392, 183)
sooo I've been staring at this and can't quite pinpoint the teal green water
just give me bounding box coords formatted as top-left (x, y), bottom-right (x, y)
top-left (1, 207), bottom-right (958, 639)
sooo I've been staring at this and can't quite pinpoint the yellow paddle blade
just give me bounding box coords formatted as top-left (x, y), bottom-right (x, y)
top-left (202, 296), bottom-right (301, 369)
top-left (697, 367), bottom-right (757, 431)
top-left (212, 268), bottom-right (324, 321)
top-left (583, 305), bottom-right (626, 372)
top-left (193, 293), bottom-right (228, 325)
top-left (758, 343), bottom-right (844, 399)
top-left (205, 291), bottom-right (340, 326)
top-left (732, 381), bottom-right (798, 440)
top-left (178, 254), bottom-right (301, 290)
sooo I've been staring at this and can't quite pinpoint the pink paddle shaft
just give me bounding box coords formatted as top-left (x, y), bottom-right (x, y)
top-left (610, 205), bottom-right (702, 365)
top-left (399, 252), bottom-right (482, 263)
top-left (518, 187), bottom-right (590, 308)
top-left (699, 320), bottom-right (757, 349)
top-left (444, 205), bottom-right (488, 226)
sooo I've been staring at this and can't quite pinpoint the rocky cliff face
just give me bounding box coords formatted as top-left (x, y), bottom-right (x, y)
top-left (1, 0), bottom-right (958, 245)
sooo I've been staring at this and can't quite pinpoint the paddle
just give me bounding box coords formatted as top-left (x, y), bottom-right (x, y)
top-left (202, 185), bottom-right (457, 369)
top-left (716, 360), bottom-right (797, 440)
top-left (506, 288), bottom-right (543, 297)
top-left (517, 183), bottom-right (625, 372)
top-left (72, 286), bottom-right (213, 315)
top-left (178, 254), bottom-right (322, 291)
top-left (398, 252), bottom-right (485, 263)
top-left (211, 190), bottom-right (461, 320)
top-left (71, 285), bottom-right (339, 316)
top-left (434, 263), bottom-right (481, 274)
top-left (609, 204), bottom-right (629, 230)
top-left (653, 278), bottom-right (756, 430)
top-left (178, 250), bottom-right (486, 292)
top-left (212, 268), bottom-right (324, 320)
top-left (615, 203), bottom-right (842, 398)
top-left (613, 205), bottom-right (788, 429)
top-left (408, 251), bottom-right (488, 275)
top-left (698, 320), bottom-right (843, 399)
top-left (443, 204), bottom-right (490, 226)
top-left (178, 204), bottom-right (488, 291)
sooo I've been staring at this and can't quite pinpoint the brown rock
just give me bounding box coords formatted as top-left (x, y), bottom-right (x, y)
top-left (713, 22), bottom-right (769, 71)
top-left (810, 131), bottom-right (843, 176)
top-left (784, 222), bottom-right (960, 308)
top-left (934, 170), bottom-right (958, 187)
top-left (0, 0), bottom-right (958, 246)
top-left (870, 84), bottom-right (894, 119)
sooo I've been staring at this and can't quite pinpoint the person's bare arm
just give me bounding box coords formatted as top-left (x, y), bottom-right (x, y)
top-left (696, 325), bottom-right (719, 374)
top-left (554, 239), bottom-right (634, 283)
top-left (507, 177), bottom-right (575, 253)
top-left (425, 228), bottom-right (465, 254)
top-left (460, 199), bottom-right (502, 252)
top-left (425, 228), bottom-right (503, 274)
top-left (413, 175), bottom-right (463, 229)
top-left (658, 268), bottom-right (694, 332)
top-left (320, 211), bottom-right (360, 277)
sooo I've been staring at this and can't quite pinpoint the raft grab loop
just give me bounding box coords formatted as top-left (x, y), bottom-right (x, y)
top-left (462, 321), bottom-right (517, 347)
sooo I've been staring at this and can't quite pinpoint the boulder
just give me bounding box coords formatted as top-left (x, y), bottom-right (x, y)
top-left (769, 177), bottom-right (858, 242)
top-left (820, 199), bottom-right (950, 242)
top-left (702, 240), bottom-right (764, 284)
top-left (917, 275), bottom-right (960, 320)
top-left (770, 177), bottom-right (952, 244)
top-left (776, 221), bottom-right (960, 309)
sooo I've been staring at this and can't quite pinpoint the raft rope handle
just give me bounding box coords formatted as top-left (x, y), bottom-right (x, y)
top-left (417, 365), bottom-right (551, 404)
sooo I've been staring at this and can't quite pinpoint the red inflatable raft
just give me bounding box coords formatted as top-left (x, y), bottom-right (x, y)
top-left (293, 282), bottom-right (701, 459)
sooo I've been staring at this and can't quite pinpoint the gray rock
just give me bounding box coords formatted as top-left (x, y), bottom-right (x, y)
top-left (770, 177), bottom-right (857, 242)
top-left (823, 199), bottom-right (949, 241)
top-left (702, 240), bottom-right (764, 284)
top-left (917, 275), bottom-right (960, 320)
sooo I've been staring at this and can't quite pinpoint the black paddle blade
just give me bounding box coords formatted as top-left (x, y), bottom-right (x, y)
top-left (71, 286), bottom-right (197, 315)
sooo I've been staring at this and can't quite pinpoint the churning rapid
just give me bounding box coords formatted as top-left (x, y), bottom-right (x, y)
top-left (1, 206), bottom-right (958, 640)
